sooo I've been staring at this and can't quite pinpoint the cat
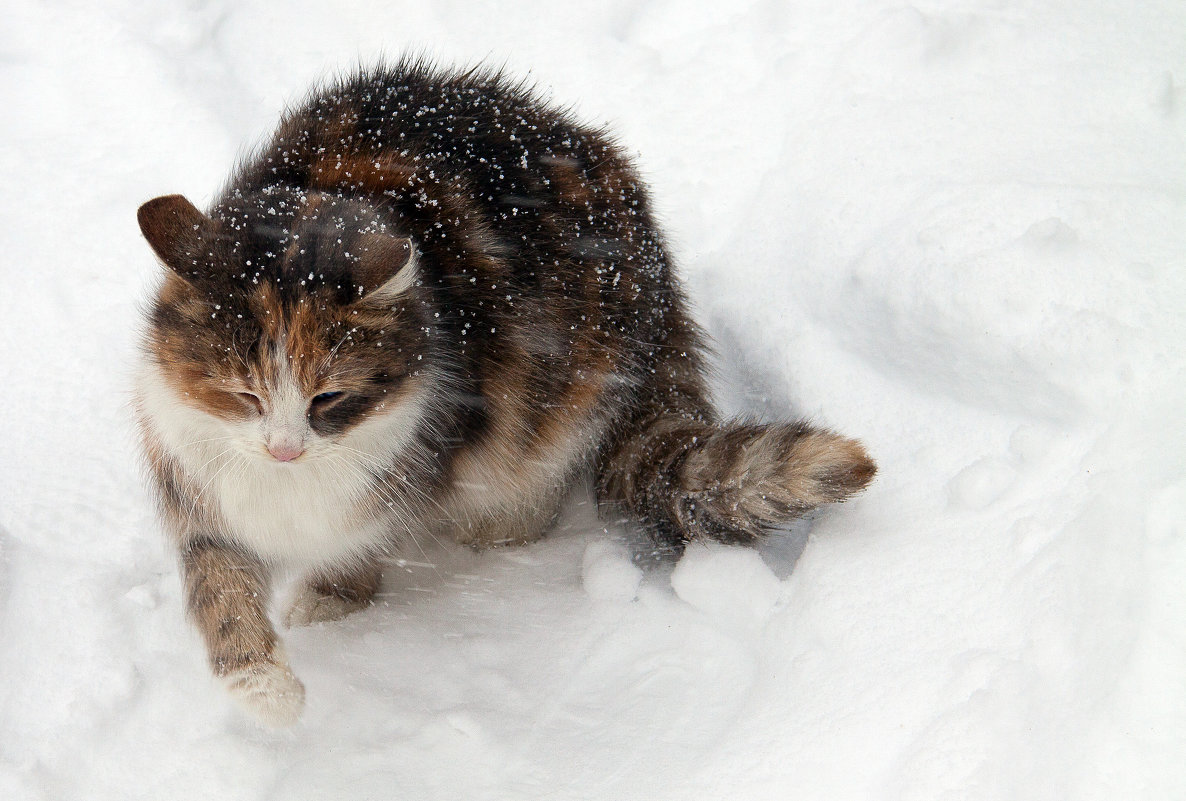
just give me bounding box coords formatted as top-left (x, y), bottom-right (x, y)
top-left (134, 58), bottom-right (876, 726)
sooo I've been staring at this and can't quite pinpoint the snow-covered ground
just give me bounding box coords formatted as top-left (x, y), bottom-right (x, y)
top-left (2, 1), bottom-right (1184, 798)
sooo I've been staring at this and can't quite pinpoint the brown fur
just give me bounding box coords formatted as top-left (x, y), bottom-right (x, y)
top-left (182, 537), bottom-right (278, 676)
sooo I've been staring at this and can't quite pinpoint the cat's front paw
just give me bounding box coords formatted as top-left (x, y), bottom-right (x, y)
top-left (284, 583), bottom-right (373, 628)
top-left (222, 657), bottom-right (306, 727)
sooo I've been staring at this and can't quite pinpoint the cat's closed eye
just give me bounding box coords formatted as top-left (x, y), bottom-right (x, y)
top-left (311, 391), bottom-right (344, 410)
top-left (236, 391), bottom-right (263, 414)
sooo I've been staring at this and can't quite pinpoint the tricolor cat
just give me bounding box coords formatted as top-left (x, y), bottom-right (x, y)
top-left (135, 59), bottom-right (875, 726)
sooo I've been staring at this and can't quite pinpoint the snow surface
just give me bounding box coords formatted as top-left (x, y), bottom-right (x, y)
top-left (1, 1), bottom-right (1184, 799)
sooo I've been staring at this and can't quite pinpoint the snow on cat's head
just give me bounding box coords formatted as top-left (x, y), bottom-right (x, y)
top-left (136, 190), bottom-right (429, 465)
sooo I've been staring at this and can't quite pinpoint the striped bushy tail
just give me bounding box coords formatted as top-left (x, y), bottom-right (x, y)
top-left (597, 414), bottom-right (876, 546)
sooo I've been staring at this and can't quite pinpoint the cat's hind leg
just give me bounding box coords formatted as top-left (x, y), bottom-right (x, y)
top-left (450, 482), bottom-right (566, 549)
top-left (285, 558), bottom-right (383, 628)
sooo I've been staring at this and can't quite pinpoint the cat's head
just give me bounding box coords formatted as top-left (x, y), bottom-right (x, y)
top-left (137, 190), bottom-right (432, 465)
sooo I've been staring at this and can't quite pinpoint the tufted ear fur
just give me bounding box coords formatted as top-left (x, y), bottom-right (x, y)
top-left (355, 232), bottom-right (416, 304)
top-left (137, 195), bottom-right (218, 281)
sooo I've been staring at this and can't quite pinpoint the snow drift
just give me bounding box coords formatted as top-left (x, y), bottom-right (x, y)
top-left (1, 1), bottom-right (1183, 799)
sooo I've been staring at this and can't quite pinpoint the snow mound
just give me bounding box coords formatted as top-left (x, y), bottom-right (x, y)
top-left (581, 539), bottom-right (643, 602)
top-left (670, 544), bottom-right (782, 630)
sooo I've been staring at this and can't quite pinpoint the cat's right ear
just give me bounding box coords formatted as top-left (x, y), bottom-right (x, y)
top-left (354, 232), bottom-right (417, 306)
top-left (137, 195), bottom-right (215, 280)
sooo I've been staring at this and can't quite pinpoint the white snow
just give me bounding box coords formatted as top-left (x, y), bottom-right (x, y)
top-left (1, 1), bottom-right (1184, 799)
top-left (581, 539), bottom-right (643, 603)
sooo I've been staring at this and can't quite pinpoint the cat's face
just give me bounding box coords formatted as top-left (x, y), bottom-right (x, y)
top-left (138, 191), bottom-right (430, 466)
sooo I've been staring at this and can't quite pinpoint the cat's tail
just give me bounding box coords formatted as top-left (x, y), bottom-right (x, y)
top-left (596, 413), bottom-right (876, 547)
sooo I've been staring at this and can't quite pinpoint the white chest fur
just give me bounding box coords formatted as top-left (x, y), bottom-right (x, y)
top-left (209, 457), bottom-right (389, 564)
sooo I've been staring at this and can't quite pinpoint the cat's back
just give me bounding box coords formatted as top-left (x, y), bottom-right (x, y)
top-left (232, 60), bottom-right (666, 289)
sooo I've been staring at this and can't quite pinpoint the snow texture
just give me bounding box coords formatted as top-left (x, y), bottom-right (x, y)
top-left (1, 1), bottom-right (1184, 799)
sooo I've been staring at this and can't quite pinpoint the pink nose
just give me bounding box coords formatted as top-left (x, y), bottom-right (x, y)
top-left (267, 443), bottom-right (304, 462)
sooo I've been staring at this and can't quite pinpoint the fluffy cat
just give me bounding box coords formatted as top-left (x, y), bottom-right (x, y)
top-left (135, 59), bottom-right (875, 726)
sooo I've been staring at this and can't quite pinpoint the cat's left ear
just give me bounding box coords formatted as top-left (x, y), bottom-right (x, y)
top-left (354, 233), bottom-right (417, 305)
top-left (137, 194), bottom-right (218, 281)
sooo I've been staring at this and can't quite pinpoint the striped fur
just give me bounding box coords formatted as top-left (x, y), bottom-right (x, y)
top-left (134, 58), bottom-right (875, 725)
